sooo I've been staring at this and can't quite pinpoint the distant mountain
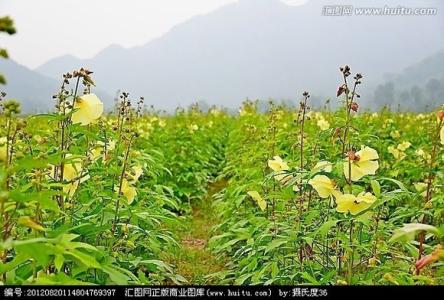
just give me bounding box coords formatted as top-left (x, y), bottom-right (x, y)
top-left (373, 50), bottom-right (444, 111)
top-left (0, 58), bottom-right (58, 112)
top-left (29, 0), bottom-right (444, 110)
top-left (36, 54), bottom-right (84, 81)
top-left (0, 58), bottom-right (112, 113)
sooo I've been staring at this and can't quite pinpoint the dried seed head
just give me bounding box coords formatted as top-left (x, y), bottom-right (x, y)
top-left (350, 102), bottom-right (359, 112)
top-left (347, 150), bottom-right (360, 161)
top-left (337, 85), bottom-right (346, 97)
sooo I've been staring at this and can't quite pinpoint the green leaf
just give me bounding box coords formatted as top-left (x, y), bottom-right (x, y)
top-left (102, 265), bottom-right (135, 284)
top-left (271, 261), bottom-right (279, 279)
top-left (389, 223), bottom-right (439, 243)
top-left (381, 177), bottom-right (409, 192)
top-left (235, 273), bottom-right (252, 285)
top-left (54, 254), bottom-right (64, 272)
top-left (371, 180), bottom-right (381, 198)
top-left (264, 239), bottom-right (287, 254)
top-left (65, 249), bottom-right (101, 269)
top-left (315, 219), bottom-right (339, 237)
top-left (301, 272), bottom-right (320, 284)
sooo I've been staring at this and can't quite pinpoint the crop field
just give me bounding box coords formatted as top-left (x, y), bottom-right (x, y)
top-left (0, 67), bottom-right (443, 286)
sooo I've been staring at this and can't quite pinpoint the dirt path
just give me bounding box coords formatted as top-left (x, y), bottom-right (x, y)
top-left (166, 180), bottom-right (228, 284)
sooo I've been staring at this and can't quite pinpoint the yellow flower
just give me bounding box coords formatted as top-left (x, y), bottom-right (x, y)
top-left (0, 137), bottom-right (7, 162)
top-left (64, 159), bottom-right (89, 197)
top-left (268, 156), bottom-right (289, 172)
top-left (90, 147), bottom-right (102, 162)
top-left (188, 124), bottom-right (199, 133)
top-left (48, 155), bottom-right (89, 198)
top-left (414, 182), bottom-right (428, 197)
top-left (71, 94), bottom-right (104, 126)
top-left (64, 181), bottom-right (79, 198)
top-left (415, 149), bottom-right (431, 163)
top-left (390, 130), bottom-right (400, 139)
top-left (210, 108), bottom-right (222, 116)
top-left (118, 178), bottom-right (137, 204)
top-left (415, 149), bottom-right (425, 157)
top-left (33, 135), bottom-right (44, 144)
top-left (129, 165), bottom-right (143, 183)
top-left (312, 161), bottom-right (332, 173)
top-left (440, 125), bottom-right (444, 145)
top-left (63, 158), bottom-right (82, 182)
top-left (343, 146), bottom-right (379, 182)
top-left (317, 118), bottom-right (330, 131)
top-left (388, 146), bottom-right (406, 161)
top-left (90, 140), bottom-right (116, 161)
top-left (397, 141), bottom-right (411, 151)
top-left (308, 175), bottom-right (335, 198)
top-left (247, 190), bottom-right (267, 211)
top-left (333, 191), bottom-right (376, 215)
top-left (268, 156), bottom-right (292, 184)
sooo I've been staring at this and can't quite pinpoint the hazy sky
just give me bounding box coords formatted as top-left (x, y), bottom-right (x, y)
top-left (0, 0), bottom-right (305, 69)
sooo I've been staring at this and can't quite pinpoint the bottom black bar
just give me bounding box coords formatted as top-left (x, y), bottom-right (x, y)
top-left (0, 285), bottom-right (441, 299)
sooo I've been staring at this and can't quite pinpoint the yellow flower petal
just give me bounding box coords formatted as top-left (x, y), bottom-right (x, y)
top-left (344, 146), bottom-right (379, 181)
top-left (440, 125), bottom-right (444, 145)
top-left (0, 145), bottom-right (6, 162)
top-left (334, 191), bottom-right (376, 215)
top-left (71, 94), bottom-right (104, 126)
top-left (268, 156), bottom-right (289, 172)
top-left (119, 178), bottom-right (137, 204)
top-left (397, 141), bottom-right (411, 151)
top-left (268, 156), bottom-right (292, 184)
top-left (356, 146), bottom-right (379, 161)
top-left (0, 137), bottom-right (7, 162)
top-left (388, 146), bottom-right (406, 160)
top-left (343, 161), bottom-right (364, 182)
top-left (317, 118), bottom-right (330, 130)
top-left (357, 192), bottom-right (377, 204)
top-left (414, 182), bottom-right (427, 192)
top-left (90, 147), bottom-right (103, 161)
top-left (348, 201), bottom-right (373, 215)
top-left (309, 175), bottom-right (335, 198)
top-left (334, 193), bottom-right (356, 214)
top-left (63, 162), bottom-right (80, 182)
top-left (128, 165), bottom-right (144, 184)
top-left (247, 190), bottom-right (267, 211)
top-left (64, 181), bottom-right (79, 198)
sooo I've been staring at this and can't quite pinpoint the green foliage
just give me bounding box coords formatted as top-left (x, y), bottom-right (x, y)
top-left (0, 66), bottom-right (443, 286)
top-left (209, 100), bottom-right (444, 285)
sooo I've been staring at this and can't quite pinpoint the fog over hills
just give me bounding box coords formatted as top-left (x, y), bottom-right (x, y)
top-left (373, 50), bottom-right (444, 111)
top-left (3, 0), bottom-right (444, 111)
